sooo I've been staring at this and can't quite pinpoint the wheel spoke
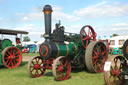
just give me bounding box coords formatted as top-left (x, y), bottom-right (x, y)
top-left (95, 62), bottom-right (100, 71)
top-left (101, 51), bottom-right (105, 55)
top-left (91, 34), bottom-right (94, 38)
top-left (93, 59), bottom-right (98, 65)
top-left (15, 55), bottom-right (20, 57)
top-left (13, 60), bottom-right (17, 65)
top-left (101, 57), bottom-right (105, 64)
top-left (40, 68), bottom-right (45, 73)
top-left (13, 50), bottom-right (16, 56)
top-left (83, 30), bottom-right (87, 36)
top-left (64, 61), bottom-right (68, 67)
top-left (14, 52), bottom-right (19, 56)
top-left (35, 70), bottom-right (38, 75)
top-left (93, 51), bottom-right (98, 56)
top-left (8, 59), bottom-right (12, 66)
top-left (97, 45), bottom-right (101, 51)
top-left (15, 59), bottom-right (19, 61)
top-left (4, 57), bottom-right (9, 59)
top-left (5, 59), bottom-right (10, 64)
top-left (36, 58), bottom-right (39, 64)
top-left (57, 66), bottom-right (63, 72)
top-left (7, 51), bottom-right (11, 56)
top-left (31, 68), bottom-right (35, 72)
top-left (85, 40), bottom-right (89, 48)
top-left (92, 56), bottom-right (98, 59)
top-left (5, 53), bottom-right (10, 57)
top-left (114, 59), bottom-right (118, 68)
top-left (112, 76), bottom-right (117, 84)
top-left (82, 36), bottom-right (91, 40)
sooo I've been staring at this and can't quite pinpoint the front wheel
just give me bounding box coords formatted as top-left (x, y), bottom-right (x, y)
top-left (28, 56), bottom-right (46, 78)
top-left (52, 56), bottom-right (71, 81)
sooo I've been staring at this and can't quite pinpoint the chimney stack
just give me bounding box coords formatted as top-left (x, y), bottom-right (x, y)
top-left (43, 5), bottom-right (53, 40)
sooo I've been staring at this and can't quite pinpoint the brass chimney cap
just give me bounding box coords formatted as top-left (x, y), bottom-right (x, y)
top-left (43, 5), bottom-right (53, 14)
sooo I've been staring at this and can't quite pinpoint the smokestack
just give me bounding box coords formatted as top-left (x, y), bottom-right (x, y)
top-left (43, 5), bottom-right (53, 40)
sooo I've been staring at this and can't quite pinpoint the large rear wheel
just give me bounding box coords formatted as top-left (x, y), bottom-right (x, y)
top-left (85, 41), bottom-right (108, 73)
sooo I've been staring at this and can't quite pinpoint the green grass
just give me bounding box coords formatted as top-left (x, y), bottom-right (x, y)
top-left (0, 53), bottom-right (108, 85)
top-left (0, 62), bottom-right (105, 85)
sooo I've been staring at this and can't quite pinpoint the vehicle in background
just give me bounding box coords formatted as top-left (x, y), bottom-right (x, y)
top-left (22, 47), bottom-right (29, 53)
top-left (22, 44), bottom-right (36, 53)
top-left (109, 35), bottom-right (128, 54)
top-left (0, 29), bottom-right (28, 68)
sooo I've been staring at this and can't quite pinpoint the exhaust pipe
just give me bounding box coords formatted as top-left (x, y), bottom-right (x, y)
top-left (43, 5), bottom-right (53, 40)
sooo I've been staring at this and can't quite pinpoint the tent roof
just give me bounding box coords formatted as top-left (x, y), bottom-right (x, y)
top-left (0, 29), bottom-right (28, 35)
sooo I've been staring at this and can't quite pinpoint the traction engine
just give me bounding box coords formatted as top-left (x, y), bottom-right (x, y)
top-left (28, 5), bottom-right (108, 80)
top-left (0, 29), bottom-right (28, 68)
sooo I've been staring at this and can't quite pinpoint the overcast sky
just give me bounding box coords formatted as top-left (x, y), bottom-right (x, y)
top-left (0, 0), bottom-right (128, 41)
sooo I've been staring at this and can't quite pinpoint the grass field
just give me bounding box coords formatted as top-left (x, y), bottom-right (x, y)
top-left (0, 53), bottom-right (106, 85)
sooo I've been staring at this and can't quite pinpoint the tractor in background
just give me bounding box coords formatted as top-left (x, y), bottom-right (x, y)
top-left (0, 29), bottom-right (28, 68)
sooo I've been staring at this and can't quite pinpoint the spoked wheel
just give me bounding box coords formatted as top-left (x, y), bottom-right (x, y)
top-left (104, 55), bottom-right (127, 85)
top-left (80, 25), bottom-right (96, 49)
top-left (28, 56), bottom-right (46, 78)
top-left (52, 56), bottom-right (71, 81)
top-left (85, 41), bottom-right (108, 73)
top-left (123, 39), bottom-right (128, 59)
top-left (2, 46), bottom-right (22, 68)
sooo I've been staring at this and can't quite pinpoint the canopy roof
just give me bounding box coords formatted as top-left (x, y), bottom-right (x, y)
top-left (0, 29), bottom-right (28, 35)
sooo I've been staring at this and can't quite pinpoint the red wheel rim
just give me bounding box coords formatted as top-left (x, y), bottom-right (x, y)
top-left (55, 57), bottom-right (71, 80)
top-left (80, 25), bottom-right (96, 49)
top-left (28, 56), bottom-right (45, 77)
top-left (92, 42), bottom-right (108, 72)
top-left (2, 47), bottom-right (22, 68)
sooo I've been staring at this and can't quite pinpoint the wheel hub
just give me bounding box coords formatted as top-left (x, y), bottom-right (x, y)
top-left (33, 64), bottom-right (40, 70)
top-left (111, 69), bottom-right (120, 76)
top-left (9, 56), bottom-right (16, 59)
top-left (57, 66), bottom-right (63, 72)
top-left (98, 55), bottom-right (101, 58)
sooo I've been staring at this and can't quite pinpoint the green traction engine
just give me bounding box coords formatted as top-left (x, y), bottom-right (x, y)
top-left (0, 29), bottom-right (28, 68)
top-left (104, 39), bottom-right (128, 85)
top-left (28, 5), bottom-right (108, 80)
